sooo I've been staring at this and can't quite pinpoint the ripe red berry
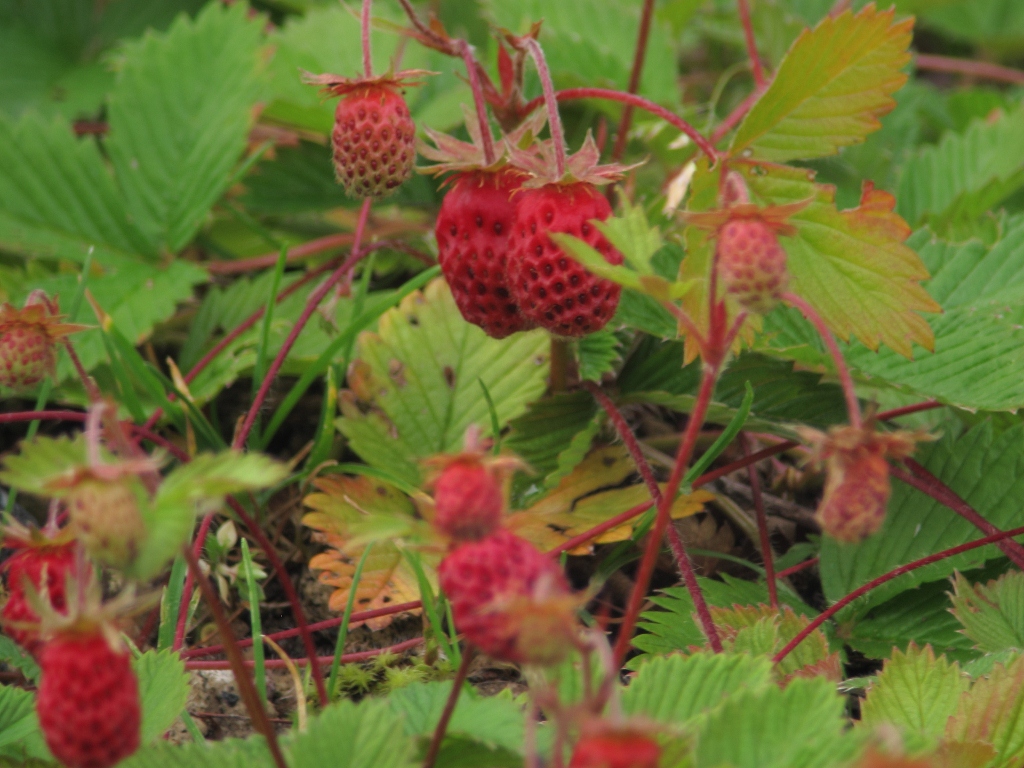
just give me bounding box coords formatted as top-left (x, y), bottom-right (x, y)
top-left (1, 541), bottom-right (75, 656)
top-left (439, 529), bottom-right (575, 664)
top-left (37, 631), bottom-right (140, 768)
top-left (508, 182), bottom-right (622, 337)
top-left (716, 217), bottom-right (789, 314)
top-left (436, 170), bottom-right (534, 338)
top-left (569, 731), bottom-right (662, 768)
top-left (332, 84), bottom-right (415, 199)
top-left (433, 455), bottom-right (504, 541)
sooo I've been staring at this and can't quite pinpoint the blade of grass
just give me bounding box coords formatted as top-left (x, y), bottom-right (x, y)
top-left (158, 554), bottom-right (188, 651)
top-left (405, 549), bottom-right (459, 665)
top-left (326, 542), bottom-right (374, 700)
top-left (478, 378), bottom-right (502, 455)
top-left (240, 538), bottom-right (267, 707)
top-left (305, 364), bottom-right (339, 473)
top-left (248, 243), bottom-right (291, 448)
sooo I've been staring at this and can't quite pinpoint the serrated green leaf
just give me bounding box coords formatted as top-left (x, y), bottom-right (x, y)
top-left (105, 2), bottom-right (264, 253)
top-left (0, 434), bottom-right (89, 497)
top-left (0, 636), bottom-right (39, 685)
top-left (897, 105), bottom-right (1024, 229)
top-left (951, 571), bottom-right (1024, 654)
top-left (337, 279), bottom-right (550, 486)
top-left (622, 652), bottom-right (774, 725)
top-left (821, 422), bottom-right (1024, 614)
top-left (693, 676), bottom-right (847, 768)
top-left (598, 202), bottom-right (665, 275)
top-left (117, 736), bottom-right (274, 768)
top-left (134, 649), bottom-right (190, 744)
top-left (730, 5), bottom-right (911, 162)
top-left (290, 698), bottom-right (416, 768)
top-left (0, 683), bottom-right (47, 762)
top-left (156, 452), bottom-right (288, 508)
top-left (860, 644), bottom-right (969, 739)
top-left (947, 654), bottom-right (1024, 765)
top-left (576, 330), bottom-right (622, 382)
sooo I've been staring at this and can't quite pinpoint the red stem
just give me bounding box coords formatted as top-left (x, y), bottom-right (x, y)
top-left (181, 545), bottom-right (288, 768)
top-left (743, 434), bottom-right (777, 608)
top-left (233, 199), bottom-right (372, 450)
top-left (710, 86), bottom-right (765, 144)
top-left (893, 460), bottom-right (1024, 571)
top-left (523, 87), bottom-right (719, 162)
top-left (361, 0), bottom-right (373, 77)
top-left (783, 292), bottom-right (861, 429)
top-left (457, 40), bottom-right (497, 166)
top-left (423, 648), bottom-right (475, 768)
top-left (774, 524), bottom-right (1024, 665)
top-left (915, 54), bottom-right (1024, 85)
top-left (877, 401), bottom-right (942, 421)
top-left (737, 0), bottom-right (766, 86)
top-left (184, 636), bottom-right (424, 670)
top-left (173, 511), bottom-right (217, 652)
top-left (61, 339), bottom-right (101, 403)
top-left (610, 0), bottom-right (655, 162)
top-left (775, 557), bottom-right (818, 580)
top-left (521, 38), bottom-right (567, 178)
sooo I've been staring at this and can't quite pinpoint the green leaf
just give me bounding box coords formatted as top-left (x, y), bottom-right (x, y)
top-left (290, 698), bottom-right (416, 768)
top-left (947, 654), bottom-right (1024, 765)
top-left (0, 683), bottom-right (48, 762)
top-left (0, 433), bottom-right (89, 497)
top-left (118, 737), bottom-right (275, 768)
top-left (157, 452), bottom-right (288, 508)
top-left (693, 676), bottom-right (848, 768)
top-left (0, 636), bottom-right (39, 684)
top-left (387, 681), bottom-right (525, 757)
top-left (897, 105), bottom-right (1024, 229)
top-left (820, 422), bottom-right (1024, 614)
top-left (951, 571), bottom-right (1024, 654)
top-left (730, 5), bottom-right (912, 162)
top-left (104, 3), bottom-right (263, 253)
top-left (0, 113), bottom-right (148, 263)
top-left (337, 279), bottom-right (550, 486)
top-left (135, 649), bottom-right (191, 744)
top-left (481, 0), bottom-right (680, 107)
top-left (920, 1), bottom-right (1024, 50)
top-left (622, 652), bottom-right (774, 725)
top-left (859, 644), bottom-right (969, 739)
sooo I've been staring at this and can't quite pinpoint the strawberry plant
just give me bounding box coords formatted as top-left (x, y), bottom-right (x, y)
top-left (5, 0), bottom-right (1024, 766)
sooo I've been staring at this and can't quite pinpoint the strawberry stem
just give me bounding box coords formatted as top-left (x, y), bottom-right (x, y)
top-left (611, 0), bottom-right (656, 161)
top-left (423, 648), bottom-right (475, 768)
top-left (737, 0), bottom-right (766, 87)
top-left (549, 337), bottom-right (570, 392)
top-left (522, 38), bottom-right (567, 178)
top-left (782, 291), bottom-right (862, 429)
top-left (361, 0), bottom-right (373, 77)
top-left (457, 40), bottom-right (497, 165)
top-left (743, 433), bottom-right (778, 609)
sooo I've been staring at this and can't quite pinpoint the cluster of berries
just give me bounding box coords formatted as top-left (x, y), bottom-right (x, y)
top-left (1, 531), bottom-right (139, 768)
top-left (427, 441), bottom-right (580, 666)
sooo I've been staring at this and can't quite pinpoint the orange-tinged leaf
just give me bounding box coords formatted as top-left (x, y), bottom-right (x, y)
top-left (947, 653), bottom-right (1024, 760)
top-left (730, 4), bottom-right (912, 163)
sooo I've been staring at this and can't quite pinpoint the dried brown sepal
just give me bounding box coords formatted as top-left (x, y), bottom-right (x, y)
top-left (418, 107), bottom-right (546, 177)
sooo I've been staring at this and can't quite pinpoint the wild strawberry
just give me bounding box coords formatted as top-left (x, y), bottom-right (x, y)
top-left (716, 217), bottom-right (789, 314)
top-left (1, 537), bottom-right (75, 656)
top-left (436, 170), bottom-right (534, 338)
top-left (507, 182), bottom-right (624, 337)
top-left (800, 424), bottom-right (931, 542)
top-left (306, 71), bottom-right (427, 199)
top-left (65, 477), bottom-right (148, 570)
top-left (570, 729), bottom-right (662, 768)
top-left (439, 529), bottom-right (578, 664)
top-left (0, 292), bottom-right (86, 390)
top-left (432, 455), bottom-right (504, 541)
top-left (37, 630), bottom-right (140, 768)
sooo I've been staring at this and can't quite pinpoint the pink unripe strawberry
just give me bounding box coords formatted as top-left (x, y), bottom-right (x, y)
top-left (331, 84), bottom-right (415, 198)
top-left (432, 455), bottom-right (505, 541)
top-left (37, 630), bottom-right (140, 768)
top-left (439, 529), bottom-right (577, 664)
top-left (65, 477), bottom-right (147, 570)
top-left (508, 182), bottom-right (623, 337)
top-left (436, 169), bottom-right (534, 338)
top-left (0, 293), bottom-right (85, 390)
top-left (569, 730), bottom-right (662, 768)
top-left (716, 217), bottom-right (789, 314)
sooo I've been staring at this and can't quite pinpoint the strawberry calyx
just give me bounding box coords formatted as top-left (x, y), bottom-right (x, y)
top-left (419, 108), bottom-right (546, 178)
top-left (507, 132), bottom-right (642, 188)
top-left (302, 69), bottom-right (433, 98)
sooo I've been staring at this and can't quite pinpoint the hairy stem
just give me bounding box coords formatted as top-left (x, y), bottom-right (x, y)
top-left (775, 556), bottom-right (818, 580)
top-left (361, 0), bottom-right (373, 77)
top-left (182, 545), bottom-right (288, 768)
top-left (783, 292), bottom-right (861, 429)
top-left (61, 339), bottom-right (101, 403)
top-left (183, 636), bottom-right (424, 670)
top-left (234, 199), bottom-right (372, 450)
top-left (743, 434), bottom-right (777, 607)
top-left (915, 54), bottom-right (1024, 85)
top-left (457, 40), bottom-right (497, 165)
top-left (774, 524), bottom-right (1024, 665)
top-left (423, 649), bottom-right (475, 768)
top-left (521, 38), bottom-right (567, 177)
top-left (737, 0), bottom-right (766, 86)
top-left (611, 0), bottom-right (656, 161)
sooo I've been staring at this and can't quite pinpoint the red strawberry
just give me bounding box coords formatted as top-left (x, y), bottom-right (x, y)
top-left (0, 293), bottom-right (85, 390)
top-left (432, 454), bottom-right (505, 541)
top-left (436, 170), bottom-right (534, 338)
top-left (37, 630), bottom-right (140, 768)
top-left (439, 529), bottom-right (576, 664)
top-left (716, 217), bottom-right (789, 314)
top-left (570, 730), bottom-right (662, 768)
top-left (507, 182), bottom-right (622, 337)
top-left (2, 539), bottom-right (76, 656)
top-left (331, 83), bottom-right (415, 198)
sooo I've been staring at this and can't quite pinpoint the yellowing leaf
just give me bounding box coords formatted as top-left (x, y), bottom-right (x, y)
top-left (506, 446), bottom-right (711, 554)
top-left (303, 474), bottom-right (433, 630)
top-left (730, 4), bottom-right (912, 163)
